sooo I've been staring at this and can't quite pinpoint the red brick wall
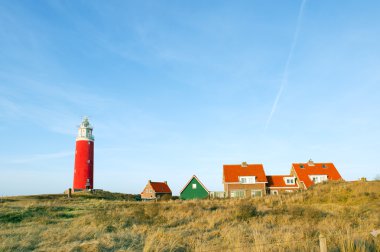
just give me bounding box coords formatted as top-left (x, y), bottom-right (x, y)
top-left (267, 187), bottom-right (298, 195)
top-left (141, 183), bottom-right (156, 199)
top-left (224, 183), bottom-right (266, 197)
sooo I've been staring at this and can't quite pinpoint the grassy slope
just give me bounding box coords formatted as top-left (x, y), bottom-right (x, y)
top-left (0, 181), bottom-right (379, 252)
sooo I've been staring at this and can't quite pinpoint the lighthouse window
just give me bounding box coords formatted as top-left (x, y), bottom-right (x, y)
top-left (87, 160), bottom-right (90, 164)
top-left (88, 141), bottom-right (91, 144)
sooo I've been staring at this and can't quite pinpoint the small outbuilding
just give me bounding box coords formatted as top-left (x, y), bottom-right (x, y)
top-left (141, 180), bottom-right (172, 201)
top-left (180, 175), bottom-right (209, 200)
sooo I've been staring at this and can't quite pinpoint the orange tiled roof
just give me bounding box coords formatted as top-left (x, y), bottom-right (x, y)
top-left (150, 182), bottom-right (172, 193)
top-left (223, 164), bottom-right (267, 183)
top-left (266, 175), bottom-right (299, 188)
top-left (292, 162), bottom-right (343, 189)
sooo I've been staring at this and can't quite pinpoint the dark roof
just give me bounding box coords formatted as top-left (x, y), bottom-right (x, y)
top-left (150, 181), bottom-right (172, 193)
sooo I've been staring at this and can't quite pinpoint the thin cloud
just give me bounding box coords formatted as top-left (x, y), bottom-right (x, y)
top-left (265, 0), bottom-right (307, 129)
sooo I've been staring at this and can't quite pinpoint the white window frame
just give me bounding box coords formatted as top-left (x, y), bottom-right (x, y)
top-left (285, 190), bottom-right (293, 193)
top-left (239, 176), bottom-right (256, 184)
top-left (192, 183), bottom-right (197, 189)
top-left (230, 190), bottom-right (245, 198)
top-left (284, 177), bottom-right (295, 185)
top-left (309, 175), bottom-right (328, 184)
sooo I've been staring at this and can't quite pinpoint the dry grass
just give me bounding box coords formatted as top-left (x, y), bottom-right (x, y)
top-left (1, 181), bottom-right (379, 251)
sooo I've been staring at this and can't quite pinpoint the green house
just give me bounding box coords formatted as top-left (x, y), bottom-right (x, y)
top-left (180, 175), bottom-right (209, 200)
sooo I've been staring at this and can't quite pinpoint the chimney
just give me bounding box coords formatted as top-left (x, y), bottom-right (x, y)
top-left (148, 180), bottom-right (151, 183)
top-left (164, 181), bottom-right (167, 184)
top-left (241, 162), bottom-right (248, 167)
top-left (308, 159), bottom-right (314, 166)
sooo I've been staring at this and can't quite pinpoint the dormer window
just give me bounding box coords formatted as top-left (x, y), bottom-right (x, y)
top-left (284, 177), bottom-right (295, 185)
top-left (322, 164), bottom-right (327, 168)
top-left (309, 175), bottom-right (328, 184)
top-left (239, 176), bottom-right (255, 184)
top-left (300, 165), bottom-right (304, 168)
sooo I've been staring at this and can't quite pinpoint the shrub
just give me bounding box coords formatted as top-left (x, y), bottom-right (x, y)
top-left (235, 203), bottom-right (259, 220)
top-left (289, 206), bottom-right (328, 221)
top-left (104, 225), bottom-right (117, 233)
top-left (0, 212), bottom-right (24, 223)
top-left (159, 194), bottom-right (172, 201)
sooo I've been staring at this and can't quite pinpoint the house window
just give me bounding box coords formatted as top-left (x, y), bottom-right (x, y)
top-left (192, 183), bottom-right (197, 189)
top-left (284, 177), bottom-right (295, 185)
top-left (271, 190), bottom-right (278, 195)
top-left (251, 190), bottom-right (262, 197)
top-left (239, 176), bottom-right (256, 184)
top-left (230, 190), bottom-right (245, 198)
top-left (285, 190), bottom-right (293, 193)
top-left (309, 175), bottom-right (328, 184)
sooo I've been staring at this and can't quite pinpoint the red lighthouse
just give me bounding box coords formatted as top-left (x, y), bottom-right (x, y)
top-left (73, 117), bottom-right (94, 191)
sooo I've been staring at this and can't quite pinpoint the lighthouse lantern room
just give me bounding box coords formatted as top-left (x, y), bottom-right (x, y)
top-left (73, 117), bottom-right (94, 191)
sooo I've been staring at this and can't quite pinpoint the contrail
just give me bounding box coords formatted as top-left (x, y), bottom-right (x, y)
top-left (265, 0), bottom-right (307, 129)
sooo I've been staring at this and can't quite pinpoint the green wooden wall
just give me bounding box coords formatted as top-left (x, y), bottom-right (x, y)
top-left (180, 177), bottom-right (209, 200)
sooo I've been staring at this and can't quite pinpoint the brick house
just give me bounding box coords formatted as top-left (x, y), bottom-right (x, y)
top-left (266, 175), bottom-right (299, 195)
top-left (141, 180), bottom-right (172, 201)
top-left (223, 162), bottom-right (267, 198)
top-left (290, 159), bottom-right (343, 189)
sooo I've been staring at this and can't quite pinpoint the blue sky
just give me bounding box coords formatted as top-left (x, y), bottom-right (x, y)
top-left (1, 0), bottom-right (379, 196)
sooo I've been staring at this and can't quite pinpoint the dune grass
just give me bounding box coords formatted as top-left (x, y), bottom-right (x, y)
top-left (0, 181), bottom-right (379, 251)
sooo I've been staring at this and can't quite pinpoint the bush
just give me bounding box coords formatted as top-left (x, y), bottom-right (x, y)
top-left (236, 203), bottom-right (259, 220)
top-left (0, 206), bottom-right (50, 224)
top-left (288, 206), bottom-right (328, 221)
top-left (159, 194), bottom-right (172, 201)
top-left (105, 225), bottom-right (117, 233)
